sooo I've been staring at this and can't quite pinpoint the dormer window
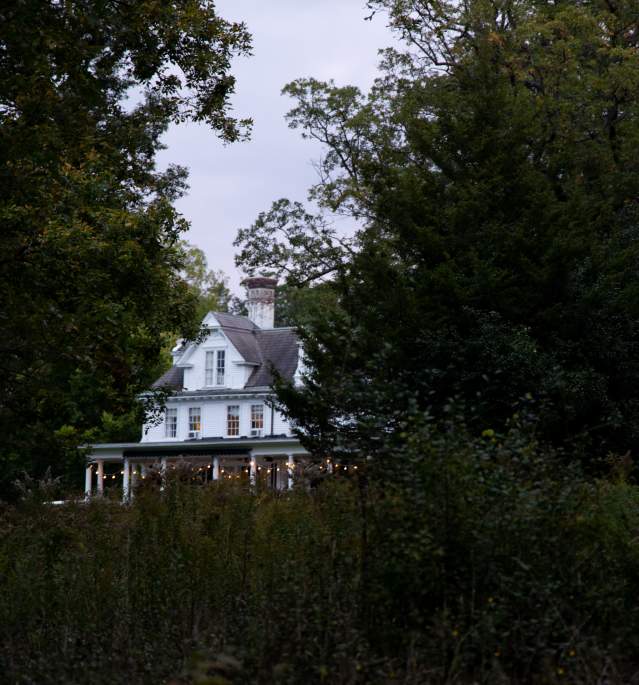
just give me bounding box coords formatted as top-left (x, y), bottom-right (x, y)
top-left (216, 350), bottom-right (225, 385)
top-left (205, 350), bottom-right (226, 387)
top-left (205, 351), bottom-right (215, 385)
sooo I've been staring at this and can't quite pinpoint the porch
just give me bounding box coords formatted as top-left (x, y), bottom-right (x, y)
top-left (85, 436), bottom-right (309, 500)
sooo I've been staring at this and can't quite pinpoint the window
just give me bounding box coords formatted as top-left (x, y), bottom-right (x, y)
top-left (205, 351), bottom-right (215, 386)
top-left (227, 405), bottom-right (240, 436)
top-left (250, 404), bottom-right (264, 435)
top-left (165, 407), bottom-right (177, 438)
top-left (216, 350), bottom-right (225, 385)
top-left (205, 350), bottom-right (225, 386)
top-left (188, 407), bottom-right (201, 438)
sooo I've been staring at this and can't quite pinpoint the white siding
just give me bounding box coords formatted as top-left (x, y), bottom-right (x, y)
top-left (141, 398), bottom-right (294, 443)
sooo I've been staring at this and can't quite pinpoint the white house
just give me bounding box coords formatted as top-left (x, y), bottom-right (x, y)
top-left (85, 278), bottom-right (308, 499)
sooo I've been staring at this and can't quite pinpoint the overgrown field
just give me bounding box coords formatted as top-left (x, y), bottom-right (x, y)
top-left (2, 428), bottom-right (639, 684)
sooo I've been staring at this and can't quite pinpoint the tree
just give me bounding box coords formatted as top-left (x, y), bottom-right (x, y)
top-left (236, 0), bottom-right (639, 462)
top-left (180, 241), bottom-right (232, 320)
top-left (0, 1), bottom-right (251, 497)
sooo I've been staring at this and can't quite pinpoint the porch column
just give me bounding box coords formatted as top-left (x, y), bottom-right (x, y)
top-left (160, 457), bottom-right (167, 491)
top-left (249, 455), bottom-right (257, 486)
top-left (212, 456), bottom-right (220, 481)
top-left (123, 458), bottom-right (131, 502)
top-left (130, 463), bottom-right (138, 499)
top-left (287, 454), bottom-right (294, 490)
top-left (84, 465), bottom-right (93, 500)
top-left (97, 460), bottom-right (104, 495)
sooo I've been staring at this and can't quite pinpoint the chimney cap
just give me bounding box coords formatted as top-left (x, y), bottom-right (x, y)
top-left (244, 276), bottom-right (277, 290)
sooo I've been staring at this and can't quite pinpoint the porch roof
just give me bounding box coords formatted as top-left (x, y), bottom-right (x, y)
top-left (87, 435), bottom-right (307, 462)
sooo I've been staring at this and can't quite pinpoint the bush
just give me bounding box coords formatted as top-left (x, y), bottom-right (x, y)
top-left (1, 426), bottom-right (639, 683)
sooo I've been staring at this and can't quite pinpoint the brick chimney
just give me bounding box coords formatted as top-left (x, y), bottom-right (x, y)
top-left (245, 277), bottom-right (277, 329)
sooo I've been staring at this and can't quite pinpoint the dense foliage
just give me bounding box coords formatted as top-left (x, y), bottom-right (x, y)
top-left (236, 0), bottom-right (639, 460)
top-left (180, 240), bottom-right (234, 321)
top-left (0, 1), bottom-right (251, 497)
top-left (2, 426), bottom-right (639, 684)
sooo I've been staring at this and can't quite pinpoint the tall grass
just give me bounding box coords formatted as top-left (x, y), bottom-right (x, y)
top-left (0, 476), bottom-right (364, 684)
top-left (2, 426), bottom-right (639, 683)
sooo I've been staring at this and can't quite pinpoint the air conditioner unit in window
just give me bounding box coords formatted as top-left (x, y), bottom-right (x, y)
top-left (189, 431), bottom-right (201, 439)
top-left (250, 429), bottom-right (262, 437)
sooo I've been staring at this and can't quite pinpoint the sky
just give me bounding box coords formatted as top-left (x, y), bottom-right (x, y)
top-left (156, 1), bottom-right (395, 295)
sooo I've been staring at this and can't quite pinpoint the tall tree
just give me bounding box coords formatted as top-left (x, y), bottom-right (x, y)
top-left (0, 0), bottom-right (251, 496)
top-left (236, 0), bottom-right (639, 461)
top-left (180, 241), bottom-right (232, 320)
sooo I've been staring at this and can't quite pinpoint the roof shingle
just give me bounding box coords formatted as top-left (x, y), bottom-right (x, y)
top-left (151, 365), bottom-right (185, 391)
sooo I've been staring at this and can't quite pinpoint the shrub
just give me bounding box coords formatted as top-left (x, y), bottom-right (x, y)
top-left (1, 427), bottom-right (639, 683)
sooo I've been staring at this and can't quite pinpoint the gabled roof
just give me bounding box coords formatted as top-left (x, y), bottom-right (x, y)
top-left (213, 312), bottom-right (262, 365)
top-left (150, 312), bottom-right (299, 392)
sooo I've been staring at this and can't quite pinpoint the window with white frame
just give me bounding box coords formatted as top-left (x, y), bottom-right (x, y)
top-left (216, 350), bottom-right (225, 385)
top-left (188, 407), bottom-right (201, 437)
top-left (205, 351), bottom-right (215, 386)
top-left (205, 350), bottom-right (225, 386)
top-left (165, 407), bottom-right (177, 438)
top-left (227, 405), bottom-right (240, 436)
top-left (250, 404), bottom-right (264, 435)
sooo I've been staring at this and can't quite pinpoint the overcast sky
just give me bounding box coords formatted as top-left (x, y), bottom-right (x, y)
top-left (156, 1), bottom-right (395, 295)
